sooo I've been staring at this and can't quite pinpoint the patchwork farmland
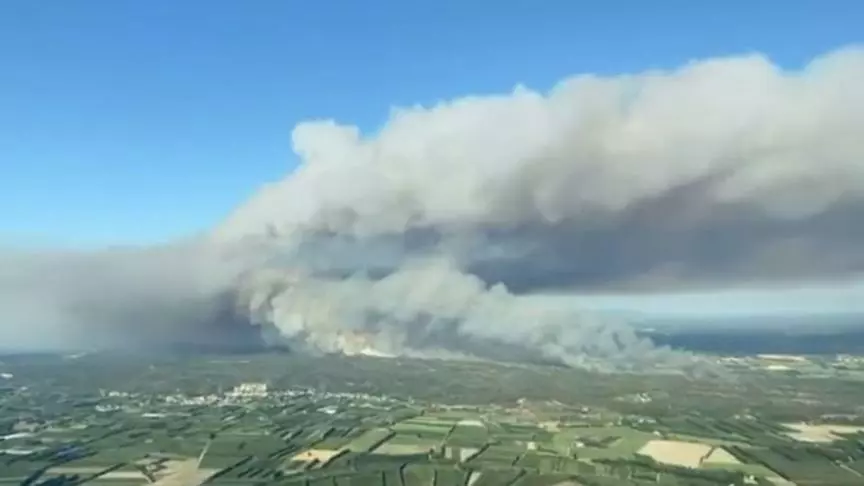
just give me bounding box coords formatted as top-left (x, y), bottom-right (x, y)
top-left (4, 352), bottom-right (864, 485)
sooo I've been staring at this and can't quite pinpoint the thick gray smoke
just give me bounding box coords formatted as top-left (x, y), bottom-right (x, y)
top-left (216, 47), bottom-right (864, 290)
top-left (235, 257), bottom-right (678, 369)
top-left (1, 47), bottom-right (863, 370)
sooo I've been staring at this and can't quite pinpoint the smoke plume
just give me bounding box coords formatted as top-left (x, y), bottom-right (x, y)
top-left (1, 47), bottom-right (863, 369)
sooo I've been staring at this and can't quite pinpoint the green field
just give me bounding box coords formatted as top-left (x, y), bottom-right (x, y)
top-left (345, 428), bottom-right (395, 453)
top-left (551, 426), bottom-right (654, 459)
top-left (6, 352), bottom-right (864, 486)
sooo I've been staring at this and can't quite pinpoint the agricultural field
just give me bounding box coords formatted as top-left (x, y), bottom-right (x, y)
top-left (781, 423), bottom-right (864, 443)
top-left (636, 440), bottom-right (712, 468)
top-left (2, 352), bottom-right (864, 485)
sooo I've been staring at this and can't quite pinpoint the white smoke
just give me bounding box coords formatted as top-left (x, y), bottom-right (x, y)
top-left (1, 47), bottom-right (862, 370)
top-left (236, 258), bottom-right (673, 368)
top-left (216, 47), bottom-right (864, 241)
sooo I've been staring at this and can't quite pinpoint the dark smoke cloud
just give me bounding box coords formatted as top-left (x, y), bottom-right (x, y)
top-left (1, 47), bottom-right (862, 370)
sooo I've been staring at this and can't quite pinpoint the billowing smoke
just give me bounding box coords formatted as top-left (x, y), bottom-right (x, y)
top-left (216, 46), bottom-right (864, 291)
top-left (1, 47), bottom-right (863, 370)
top-left (236, 257), bottom-right (679, 369)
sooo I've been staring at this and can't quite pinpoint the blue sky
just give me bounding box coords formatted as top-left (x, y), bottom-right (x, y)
top-left (1, 0), bottom-right (862, 248)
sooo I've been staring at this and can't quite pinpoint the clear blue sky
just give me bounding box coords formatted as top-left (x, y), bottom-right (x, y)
top-left (1, 0), bottom-right (861, 248)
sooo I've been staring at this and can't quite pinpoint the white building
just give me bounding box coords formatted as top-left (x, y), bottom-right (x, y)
top-left (230, 382), bottom-right (268, 398)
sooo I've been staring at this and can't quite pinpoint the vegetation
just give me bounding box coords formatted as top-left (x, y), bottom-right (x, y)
top-left (1, 351), bottom-right (864, 485)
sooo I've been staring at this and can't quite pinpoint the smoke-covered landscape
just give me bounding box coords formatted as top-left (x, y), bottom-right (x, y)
top-left (7, 5), bottom-right (864, 485)
top-left (2, 47), bottom-right (863, 370)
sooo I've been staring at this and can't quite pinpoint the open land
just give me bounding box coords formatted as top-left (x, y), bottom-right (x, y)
top-left (636, 440), bottom-right (712, 468)
top-left (781, 423), bottom-right (864, 443)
